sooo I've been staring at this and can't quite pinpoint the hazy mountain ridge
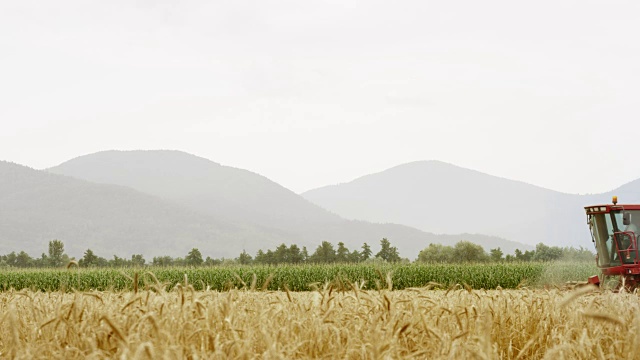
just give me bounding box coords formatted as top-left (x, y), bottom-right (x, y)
top-left (42, 151), bottom-right (532, 257)
top-left (610, 178), bottom-right (640, 198)
top-left (0, 160), bottom-right (295, 258)
top-left (49, 150), bottom-right (341, 232)
top-left (302, 160), bottom-right (637, 249)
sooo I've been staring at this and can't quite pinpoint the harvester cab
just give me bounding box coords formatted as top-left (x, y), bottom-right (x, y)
top-left (586, 196), bottom-right (640, 289)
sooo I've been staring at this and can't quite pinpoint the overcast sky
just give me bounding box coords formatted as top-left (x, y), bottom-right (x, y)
top-left (1, 1), bottom-right (639, 194)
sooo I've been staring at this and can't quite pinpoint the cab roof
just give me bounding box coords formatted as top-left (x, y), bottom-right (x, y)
top-left (585, 204), bottom-right (640, 214)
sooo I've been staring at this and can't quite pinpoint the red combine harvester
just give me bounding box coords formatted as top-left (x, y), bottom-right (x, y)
top-left (586, 196), bottom-right (640, 289)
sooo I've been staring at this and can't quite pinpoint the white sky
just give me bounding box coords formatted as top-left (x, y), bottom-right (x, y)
top-left (1, 0), bottom-right (639, 194)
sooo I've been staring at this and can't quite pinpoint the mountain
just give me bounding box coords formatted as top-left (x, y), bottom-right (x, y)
top-left (0, 161), bottom-right (293, 258)
top-left (46, 151), bottom-right (532, 257)
top-left (48, 150), bottom-right (341, 233)
top-left (302, 161), bottom-right (625, 249)
top-left (610, 179), bottom-right (640, 199)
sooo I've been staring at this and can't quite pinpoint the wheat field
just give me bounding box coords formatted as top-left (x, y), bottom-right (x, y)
top-left (1, 281), bottom-right (637, 360)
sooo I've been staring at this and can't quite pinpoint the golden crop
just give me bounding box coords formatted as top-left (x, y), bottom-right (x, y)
top-left (0, 284), bottom-right (637, 359)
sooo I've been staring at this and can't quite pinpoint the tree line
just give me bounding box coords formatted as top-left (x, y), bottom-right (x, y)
top-left (417, 242), bottom-right (594, 263)
top-left (0, 238), bottom-right (594, 269)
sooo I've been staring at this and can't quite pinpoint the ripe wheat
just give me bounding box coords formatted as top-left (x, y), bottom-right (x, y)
top-left (0, 283), bottom-right (635, 359)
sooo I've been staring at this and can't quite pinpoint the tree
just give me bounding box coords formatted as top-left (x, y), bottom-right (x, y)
top-left (349, 250), bottom-right (362, 263)
top-left (376, 238), bottom-right (401, 263)
top-left (453, 241), bottom-right (488, 262)
top-left (131, 254), bottom-right (146, 267)
top-left (33, 253), bottom-right (48, 268)
top-left (5, 252), bottom-right (17, 267)
top-left (489, 247), bottom-right (504, 262)
top-left (40, 253), bottom-right (48, 264)
top-left (80, 249), bottom-right (98, 267)
top-left (95, 256), bottom-right (109, 267)
top-left (515, 249), bottom-right (535, 262)
top-left (204, 256), bottom-right (221, 266)
top-left (15, 251), bottom-right (32, 268)
top-left (152, 256), bottom-right (174, 267)
top-left (185, 248), bottom-right (203, 266)
top-left (561, 246), bottom-right (595, 262)
top-left (336, 242), bottom-right (349, 262)
top-left (48, 240), bottom-right (65, 267)
top-left (254, 250), bottom-right (267, 264)
top-left (361, 243), bottom-right (372, 261)
top-left (110, 255), bottom-right (126, 267)
top-left (417, 243), bottom-right (455, 263)
top-left (274, 244), bottom-right (289, 263)
top-left (289, 244), bottom-right (304, 264)
top-left (264, 250), bottom-right (276, 265)
top-left (533, 243), bottom-right (563, 262)
top-left (310, 241), bottom-right (336, 263)
top-left (237, 250), bottom-right (253, 265)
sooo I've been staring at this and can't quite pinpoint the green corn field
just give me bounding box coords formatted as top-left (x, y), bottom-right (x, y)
top-left (0, 262), bottom-right (599, 292)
